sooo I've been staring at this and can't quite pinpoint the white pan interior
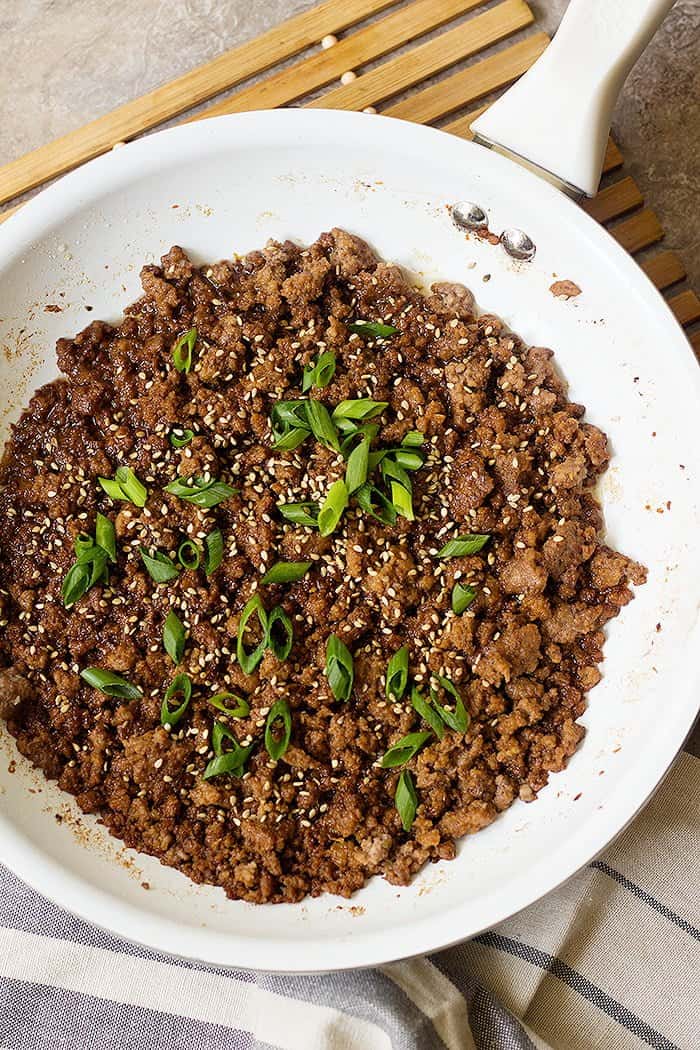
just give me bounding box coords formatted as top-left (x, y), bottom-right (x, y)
top-left (0, 110), bottom-right (698, 972)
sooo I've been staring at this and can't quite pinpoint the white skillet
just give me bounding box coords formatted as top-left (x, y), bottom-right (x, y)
top-left (0, 0), bottom-right (697, 972)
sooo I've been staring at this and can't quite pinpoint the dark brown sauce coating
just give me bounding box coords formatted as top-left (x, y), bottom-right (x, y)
top-left (0, 230), bottom-right (645, 902)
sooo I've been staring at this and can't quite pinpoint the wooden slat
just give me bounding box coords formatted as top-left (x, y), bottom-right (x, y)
top-left (603, 139), bottom-right (624, 173)
top-left (385, 31), bottom-right (546, 124)
top-left (308, 0), bottom-right (533, 112)
top-left (668, 290), bottom-right (700, 327)
top-left (197, 0), bottom-right (487, 119)
top-left (443, 103), bottom-right (490, 137)
top-left (610, 209), bottom-right (663, 253)
top-left (0, 0), bottom-right (399, 208)
top-left (582, 177), bottom-right (643, 223)
top-left (642, 251), bottom-right (686, 290)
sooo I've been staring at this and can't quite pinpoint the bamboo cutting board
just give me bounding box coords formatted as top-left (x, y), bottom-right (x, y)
top-left (0, 0), bottom-right (697, 351)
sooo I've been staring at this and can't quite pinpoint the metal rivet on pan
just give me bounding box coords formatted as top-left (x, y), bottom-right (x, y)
top-left (452, 201), bottom-right (488, 230)
top-left (500, 228), bottom-right (536, 261)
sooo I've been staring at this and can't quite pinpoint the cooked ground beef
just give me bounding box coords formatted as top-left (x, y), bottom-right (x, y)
top-left (0, 230), bottom-right (645, 903)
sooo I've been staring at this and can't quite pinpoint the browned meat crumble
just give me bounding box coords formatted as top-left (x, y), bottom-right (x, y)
top-left (0, 229), bottom-right (645, 903)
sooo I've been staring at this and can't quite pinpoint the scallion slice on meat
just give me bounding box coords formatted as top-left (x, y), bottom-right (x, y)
top-left (98, 465), bottom-right (147, 507)
top-left (305, 398), bottom-right (341, 452)
top-left (95, 512), bottom-right (117, 562)
top-left (264, 698), bottom-right (292, 761)
top-left (302, 351), bottom-right (336, 392)
top-left (140, 546), bottom-right (180, 583)
top-left (172, 327), bottom-right (197, 373)
top-left (325, 634), bottom-right (354, 701)
top-left (204, 528), bottom-right (224, 575)
top-left (169, 428), bottom-right (194, 448)
top-left (355, 483), bottom-right (397, 525)
top-left (277, 502), bottom-right (319, 527)
top-left (208, 692), bottom-right (250, 718)
top-left (80, 667), bottom-right (142, 700)
top-left (435, 534), bottom-right (490, 559)
top-left (236, 594), bottom-right (269, 675)
top-left (344, 433), bottom-right (370, 494)
top-left (410, 686), bottom-right (445, 739)
top-left (318, 479), bottom-right (348, 537)
top-left (452, 582), bottom-right (476, 614)
top-left (261, 561), bottom-right (312, 585)
top-left (163, 609), bottom-right (186, 663)
top-left (267, 606), bottom-right (294, 661)
top-left (347, 321), bottom-right (399, 339)
top-left (331, 399), bottom-right (389, 427)
top-left (380, 731), bottom-right (432, 769)
top-left (177, 540), bottom-right (201, 570)
top-left (386, 646), bottom-right (409, 699)
top-left (203, 721), bottom-right (253, 780)
top-left (429, 675), bottom-right (470, 733)
top-left (394, 769), bottom-right (418, 831)
top-left (164, 476), bottom-right (237, 507)
top-left (160, 673), bottom-right (192, 727)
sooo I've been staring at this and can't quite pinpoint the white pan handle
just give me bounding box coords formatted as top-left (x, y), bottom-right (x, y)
top-left (471, 0), bottom-right (675, 198)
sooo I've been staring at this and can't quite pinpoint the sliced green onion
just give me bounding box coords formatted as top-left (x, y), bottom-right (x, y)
top-left (164, 475), bottom-right (237, 507)
top-left (278, 502), bottom-right (319, 527)
top-left (172, 327), bottom-right (197, 373)
top-left (386, 646), bottom-right (409, 700)
top-left (344, 433), bottom-right (370, 494)
top-left (139, 546), bottom-right (180, 583)
top-left (435, 534), bottom-right (490, 559)
top-left (452, 582), bottom-right (476, 615)
top-left (264, 698), bottom-right (292, 760)
top-left (411, 686), bottom-right (445, 740)
top-left (401, 431), bottom-right (424, 448)
top-left (395, 770), bottom-right (418, 831)
top-left (380, 731), bottom-right (432, 769)
top-left (267, 605), bottom-right (294, 661)
top-left (355, 483), bottom-right (397, 525)
top-left (381, 456), bottom-right (413, 492)
top-left (62, 529), bottom-right (110, 607)
top-left (208, 692), bottom-right (250, 718)
top-left (305, 399), bottom-right (341, 451)
top-left (273, 428), bottom-right (311, 452)
top-left (302, 351), bottom-right (336, 392)
top-left (203, 751), bottom-right (252, 780)
top-left (347, 321), bottom-right (399, 339)
top-left (203, 721), bottom-right (253, 779)
top-left (237, 594), bottom-right (268, 675)
top-left (270, 400), bottom-right (311, 449)
top-left (340, 422), bottom-right (380, 458)
top-left (326, 634), bottom-right (354, 702)
top-left (332, 399), bottom-right (389, 424)
top-left (62, 562), bottom-right (94, 607)
top-left (98, 466), bottom-right (147, 507)
top-left (95, 512), bottom-right (117, 562)
top-left (261, 561), bottom-right (312, 585)
top-left (390, 481), bottom-right (414, 521)
top-left (430, 675), bottom-right (470, 733)
top-left (393, 450), bottom-right (424, 471)
top-left (80, 667), bottom-right (142, 700)
top-left (169, 428), bottom-right (194, 448)
top-left (318, 479), bottom-right (348, 537)
top-left (163, 609), bottom-right (186, 663)
top-left (177, 540), bottom-right (201, 570)
top-left (160, 673), bottom-right (192, 727)
top-left (203, 528), bottom-right (224, 576)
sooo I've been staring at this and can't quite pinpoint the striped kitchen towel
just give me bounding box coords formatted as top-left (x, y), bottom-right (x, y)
top-left (0, 750), bottom-right (697, 1050)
